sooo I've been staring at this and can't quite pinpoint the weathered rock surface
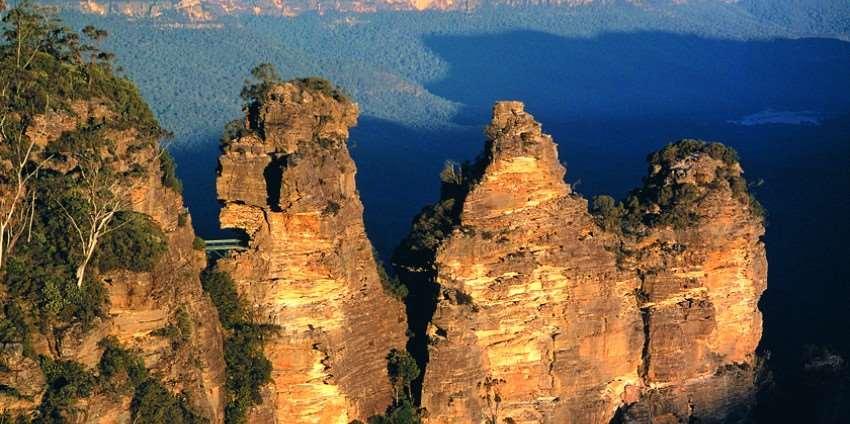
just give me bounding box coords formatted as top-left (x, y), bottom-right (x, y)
top-left (0, 104), bottom-right (227, 422)
top-left (616, 140), bottom-right (767, 423)
top-left (420, 102), bottom-right (644, 423)
top-left (215, 82), bottom-right (408, 423)
top-left (415, 102), bottom-right (766, 423)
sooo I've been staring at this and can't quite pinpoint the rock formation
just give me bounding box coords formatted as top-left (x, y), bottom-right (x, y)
top-left (616, 138), bottom-right (767, 423)
top-left (408, 102), bottom-right (766, 423)
top-left (0, 101), bottom-right (227, 422)
top-left (215, 81), bottom-right (408, 423)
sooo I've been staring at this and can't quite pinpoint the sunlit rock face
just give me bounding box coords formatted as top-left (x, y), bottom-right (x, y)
top-left (617, 142), bottom-right (767, 423)
top-left (420, 102), bottom-right (645, 423)
top-left (215, 82), bottom-right (408, 423)
top-left (0, 101), bottom-right (227, 422)
top-left (417, 102), bottom-right (766, 423)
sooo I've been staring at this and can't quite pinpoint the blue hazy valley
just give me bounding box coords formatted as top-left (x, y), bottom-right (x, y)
top-left (55, 3), bottom-right (850, 420)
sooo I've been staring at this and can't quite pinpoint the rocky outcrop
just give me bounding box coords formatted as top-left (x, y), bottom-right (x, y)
top-left (413, 102), bottom-right (766, 423)
top-left (215, 81), bottom-right (408, 422)
top-left (420, 102), bottom-right (644, 423)
top-left (616, 139), bottom-right (767, 423)
top-left (0, 103), bottom-right (227, 422)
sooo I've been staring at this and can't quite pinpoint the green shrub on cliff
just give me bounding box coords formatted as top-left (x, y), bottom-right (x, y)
top-left (96, 337), bottom-right (204, 423)
top-left (0, 7), bottom-right (191, 422)
top-left (36, 357), bottom-right (97, 422)
top-left (93, 212), bottom-right (168, 273)
top-left (591, 139), bottom-right (764, 234)
top-left (98, 336), bottom-right (148, 389)
top-left (200, 270), bottom-right (274, 424)
top-left (131, 379), bottom-right (205, 424)
top-left (362, 349), bottom-right (421, 424)
top-left (159, 148), bottom-right (184, 193)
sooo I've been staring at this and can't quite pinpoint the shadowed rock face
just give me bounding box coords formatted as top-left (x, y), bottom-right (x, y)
top-left (416, 102), bottom-right (766, 423)
top-left (215, 82), bottom-right (408, 423)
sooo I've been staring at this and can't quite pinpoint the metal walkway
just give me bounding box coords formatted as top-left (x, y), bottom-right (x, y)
top-left (203, 239), bottom-right (248, 258)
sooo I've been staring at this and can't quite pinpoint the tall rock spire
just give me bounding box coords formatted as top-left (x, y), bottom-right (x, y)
top-left (216, 81), bottom-right (408, 422)
top-left (414, 103), bottom-right (767, 423)
top-left (420, 101), bottom-right (644, 423)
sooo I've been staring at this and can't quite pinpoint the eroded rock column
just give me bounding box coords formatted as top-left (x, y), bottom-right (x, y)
top-left (421, 102), bottom-right (644, 424)
top-left (216, 82), bottom-right (408, 423)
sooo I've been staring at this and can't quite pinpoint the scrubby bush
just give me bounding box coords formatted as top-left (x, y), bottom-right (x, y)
top-left (159, 149), bottom-right (183, 193)
top-left (151, 307), bottom-right (192, 348)
top-left (200, 270), bottom-right (243, 329)
top-left (296, 77), bottom-right (350, 102)
top-left (94, 212), bottom-right (168, 273)
top-left (590, 195), bottom-right (625, 233)
top-left (131, 379), bottom-right (205, 424)
top-left (98, 336), bottom-right (148, 389)
top-left (37, 357), bottom-right (97, 422)
top-left (365, 349), bottom-right (421, 424)
top-left (200, 270), bottom-right (274, 424)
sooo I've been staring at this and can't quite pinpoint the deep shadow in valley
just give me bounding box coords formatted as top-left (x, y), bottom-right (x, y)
top-left (172, 30), bottom-right (850, 422)
top-left (417, 30), bottom-right (850, 422)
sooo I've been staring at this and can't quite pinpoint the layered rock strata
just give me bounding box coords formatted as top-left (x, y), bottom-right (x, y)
top-left (616, 139), bottom-right (767, 423)
top-left (415, 102), bottom-right (766, 423)
top-left (215, 82), bottom-right (408, 423)
top-left (0, 101), bottom-right (227, 422)
top-left (420, 102), bottom-right (644, 423)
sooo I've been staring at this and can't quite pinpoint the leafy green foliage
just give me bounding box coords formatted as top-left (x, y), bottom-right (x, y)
top-left (95, 337), bottom-right (205, 423)
top-left (97, 336), bottom-right (148, 389)
top-left (36, 357), bottom-right (96, 422)
top-left (200, 270), bottom-right (242, 329)
top-left (366, 400), bottom-right (420, 424)
top-left (294, 77), bottom-right (350, 102)
top-left (131, 379), bottom-right (205, 424)
top-left (0, 11), bottom-right (189, 422)
top-left (159, 148), bottom-right (183, 193)
top-left (590, 195), bottom-right (626, 233)
top-left (377, 259), bottom-right (408, 300)
top-left (223, 324), bottom-right (273, 424)
top-left (364, 349), bottom-right (421, 424)
top-left (151, 307), bottom-right (192, 348)
top-left (0, 301), bottom-right (33, 357)
top-left (590, 139), bottom-right (764, 235)
top-left (200, 270), bottom-right (274, 424)
top-left (240, 63), bottom-right (282, 110)
top-left (93, 212), bottom-right (167, 273)
top-left (387, 349), bottom-right (419, 402)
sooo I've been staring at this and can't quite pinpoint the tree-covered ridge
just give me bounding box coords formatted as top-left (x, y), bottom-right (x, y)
top-left (590, 139), bottom-right (764, 236)
top-left (0, 2), bottom-right (189, 421)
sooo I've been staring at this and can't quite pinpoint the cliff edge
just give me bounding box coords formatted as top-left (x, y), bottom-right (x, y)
top-left (407, 102), bottom-right (766, 423)
top-left (215, 80), bottom-right (409, 423)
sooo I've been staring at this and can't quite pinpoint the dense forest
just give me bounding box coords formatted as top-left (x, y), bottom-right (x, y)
top-left (0, 2), bottom-right (210, 422)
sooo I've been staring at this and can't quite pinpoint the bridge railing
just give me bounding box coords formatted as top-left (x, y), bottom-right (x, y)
top-left (202, 238), bottom-right (248, 257)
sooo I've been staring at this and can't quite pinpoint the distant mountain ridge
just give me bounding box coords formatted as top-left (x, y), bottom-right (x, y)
top-left (42, 0), bottom-right (850, 40)
top-left (48, 0), bottom-right (736, 20)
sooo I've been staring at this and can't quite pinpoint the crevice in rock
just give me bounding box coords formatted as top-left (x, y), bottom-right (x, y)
top-left (263, 153), bottom-right (287, 212)
top-left (637, 270), bottom-right (651, 383)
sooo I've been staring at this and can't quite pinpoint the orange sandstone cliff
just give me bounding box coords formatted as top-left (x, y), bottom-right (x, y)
top-left (402, 101), bottom-right (766, 423)
top-left (215, 81), bottom-right (408, 422)
top-left (0, 101), bottom-right (227, 422)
